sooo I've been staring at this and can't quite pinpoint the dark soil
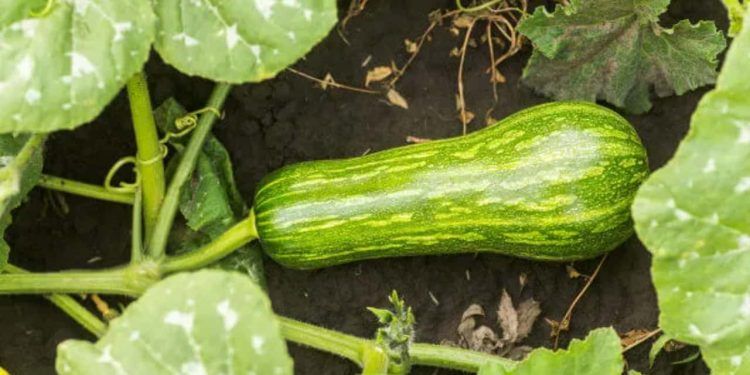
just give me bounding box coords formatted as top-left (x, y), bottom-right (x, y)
top-left (0, 0), bottom-right (729, 374)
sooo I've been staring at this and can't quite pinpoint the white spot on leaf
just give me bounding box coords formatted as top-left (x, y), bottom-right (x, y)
top-left (224, 24), bottom-right (240, 49)
top-left (741, 295), bottom-right (750, 318)
top-left (252, 336), bottom-right (265, 353)
top-left (674, 209), bottom-right (691, 221)
top-left (11, 19), bottom-right (39, 38)
top-left (216, 299), bottom-right (238, 331)
top-left (250, 45), bottom-right (262, 62)
top-left (735, 119), bottom-right (750, 143)
top-left (735, 177), bottom-right (750, 193)
top-left (24, 89), bottom-right (40, 104)
top-left (164, 310), bottom-right (194, 333)
top-left (282, 0), bottom-right (300, 7)
top-left (113, 22), bottom-right (133, 42)
top-left (17, 56), bottom-right (34, 81)
top-left (69, 52), bottom-right (97, 78)
top-left (72, 0), bottom-right (92, 15)
top-left (703, 158), bottom-right (716, 173)
top-left (303, 8), bottom-right (313, 21)
top-left (732, 356), bottom-right (743, 367)
top-left (173, 33), bottom-right (200, 47)
top-left (180, 361), bottom-right (207, 375)
top-left (255, 0), bottom-right (276, 19)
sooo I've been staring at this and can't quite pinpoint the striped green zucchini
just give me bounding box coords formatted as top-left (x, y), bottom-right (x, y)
top-left (253, 102), bottom-right (648, 269)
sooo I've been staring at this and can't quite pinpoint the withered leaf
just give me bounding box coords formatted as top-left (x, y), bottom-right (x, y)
top-left (404, 38), bottom-right (418, 53)
top-left (498, 290), bottom-right (519, 343)
top-left (405, 135), bottom-right (432, 144)
top-left (453, 15), bottom-right (475, 28)
top-left (386, 89), bottom-right (409, 109)
top-left (320, 73), bottom-right (335, 90)
top-left (471, 326), bottom-right (500, 353)
top-left (516, 298), bottom-right (542, 341)
top-left (620, 329), bottom-right (652, 347)
top-left (364, 66), bottom-right (392, 87)
top-left (458, 304), bottom-right (484, 345)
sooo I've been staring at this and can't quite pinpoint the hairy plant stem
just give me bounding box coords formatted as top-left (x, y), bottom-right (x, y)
top-left (38, 174), bottom-right (134, 205)
top-left (278, 317), bottom-right (516, 373)
top-left (161, 212), bottom-right (258, 274)
top-left (148, 83), bottom-right (232, 260)
top-left (127, 72), bottom-right (166, 242)
top-left (0, 262), bottom-right (160, 297)
top-left (3, 264), bottom-right (107, 337)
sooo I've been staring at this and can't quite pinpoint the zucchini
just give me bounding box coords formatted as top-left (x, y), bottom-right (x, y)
top-left (253, 102), bottom-right (648, 269)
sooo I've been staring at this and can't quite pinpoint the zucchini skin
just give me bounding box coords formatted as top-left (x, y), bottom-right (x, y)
top-left (253, 102), bottom-right (648, 269)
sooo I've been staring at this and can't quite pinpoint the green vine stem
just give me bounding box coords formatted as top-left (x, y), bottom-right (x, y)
top-left (278, 317), bottom-right (516, 373)
top-left (127, 72), bottom-right (166, 240)
top-left (131, 187), bottom-right (144, 263)
top-left (362, 345), bottom-right (390, 374)
top-left (38, 175), bottom-right (134, 205)
top-left (148, 82), bottom-right (232, 259)
top-left (161, 212), bottom-right (257, 274)
top-left (3, 264), bottom-right (107, 337)
top-left (410, 343), bottom-right (515, 372)
top-left (0, 262), bottom-right (159, 297)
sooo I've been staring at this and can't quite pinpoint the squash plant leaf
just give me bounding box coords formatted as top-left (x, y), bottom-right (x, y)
top-left (154, 98), bottom-right (264, 286)
top-left (722, 0), bottom-right (747, 37)
top-left (0, 0), bottom-right (154, 133)
top-left (518, 0), bottom-right (726, 114)
top-left (56, 270), bottom-right (293, 374)
top-left (0, 134), bottom-right (44, 268)
top-left (632, 5), bottom-right (750, 373)
top-left (477, 328), bottom-right (623, 374)
top-left (152, 0), bottom-right (338, 83)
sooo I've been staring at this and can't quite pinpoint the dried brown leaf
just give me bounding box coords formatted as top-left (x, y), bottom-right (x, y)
top-left (566, 264), bottom-right (582, 279)
top-left (453, 15), bottom-right (475, 28)
top-left (320, 73), bottom-right (336, 90)
top-left (449, 47), bottom-right (461, 57)
top-left (365, 66), bottom-right (392, 87)
top-left (460, 111), bottom-right (475, 124)
top-left (449, 27), bottom-right (461, 37)
top-left (468, 38), bottom-right (478, 48)
top-left (458, 304), bottom-right (484, 344)
top-left (492, 69), bottom-right (507, 83)
top-left (620, 329), bottom-right (652, 347)
top-left (404, 38), bottom-right (418, 53)
top-left (470, 326), bottom-right (500, 353)
top-left (515, 299), bottom-right (541, 341)
top-left (386, 89), bottom-right (409, 109)
top-left (498, 290), bottom-right (519, 343)
top-left (406, 135), bottom-right (432, 144)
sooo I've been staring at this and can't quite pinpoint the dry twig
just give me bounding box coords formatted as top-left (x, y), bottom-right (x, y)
top-left (287, 68), bottom-right (379, 94)
top-left (549, 253), bottom-right (609, 349)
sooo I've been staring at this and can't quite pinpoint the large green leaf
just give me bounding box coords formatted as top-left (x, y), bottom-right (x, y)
top-left (56, 270), bottom-right (293, 374)
top-left (155, 98), bottom-right (265, 286)
top-left (518, 0), bottom-right (726, 114)
top-left (478, 328), bottom-right (623, 374)
top-left (0, 0), bottom-right (154, 133)
top-left (152, 0), bottom-right (337, 83)
top-left (0, 134), bottom-right (44, 267)
top-left (632, 6), bottom-right (750, 373)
